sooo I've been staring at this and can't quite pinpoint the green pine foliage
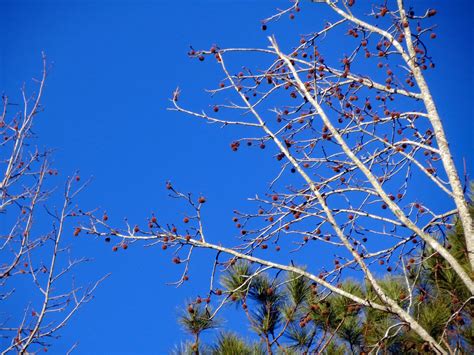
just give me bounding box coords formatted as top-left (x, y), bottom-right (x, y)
top-left (211, 333), bottom-right (265, 355)
top-left (179, 303), bottom-right (217, 336)
top-left (175, 202), bottom-right (473, 353)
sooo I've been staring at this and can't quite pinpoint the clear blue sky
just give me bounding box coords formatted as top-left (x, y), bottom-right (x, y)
top-left (1, 0), bottom-right (473, 353)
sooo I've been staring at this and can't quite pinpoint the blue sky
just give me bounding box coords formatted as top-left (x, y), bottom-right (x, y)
top-left (1, 0), bottom-right (473, 353)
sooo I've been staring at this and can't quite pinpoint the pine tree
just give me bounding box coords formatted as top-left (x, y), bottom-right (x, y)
top-left (176, 197), bottom-right (474, 353)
